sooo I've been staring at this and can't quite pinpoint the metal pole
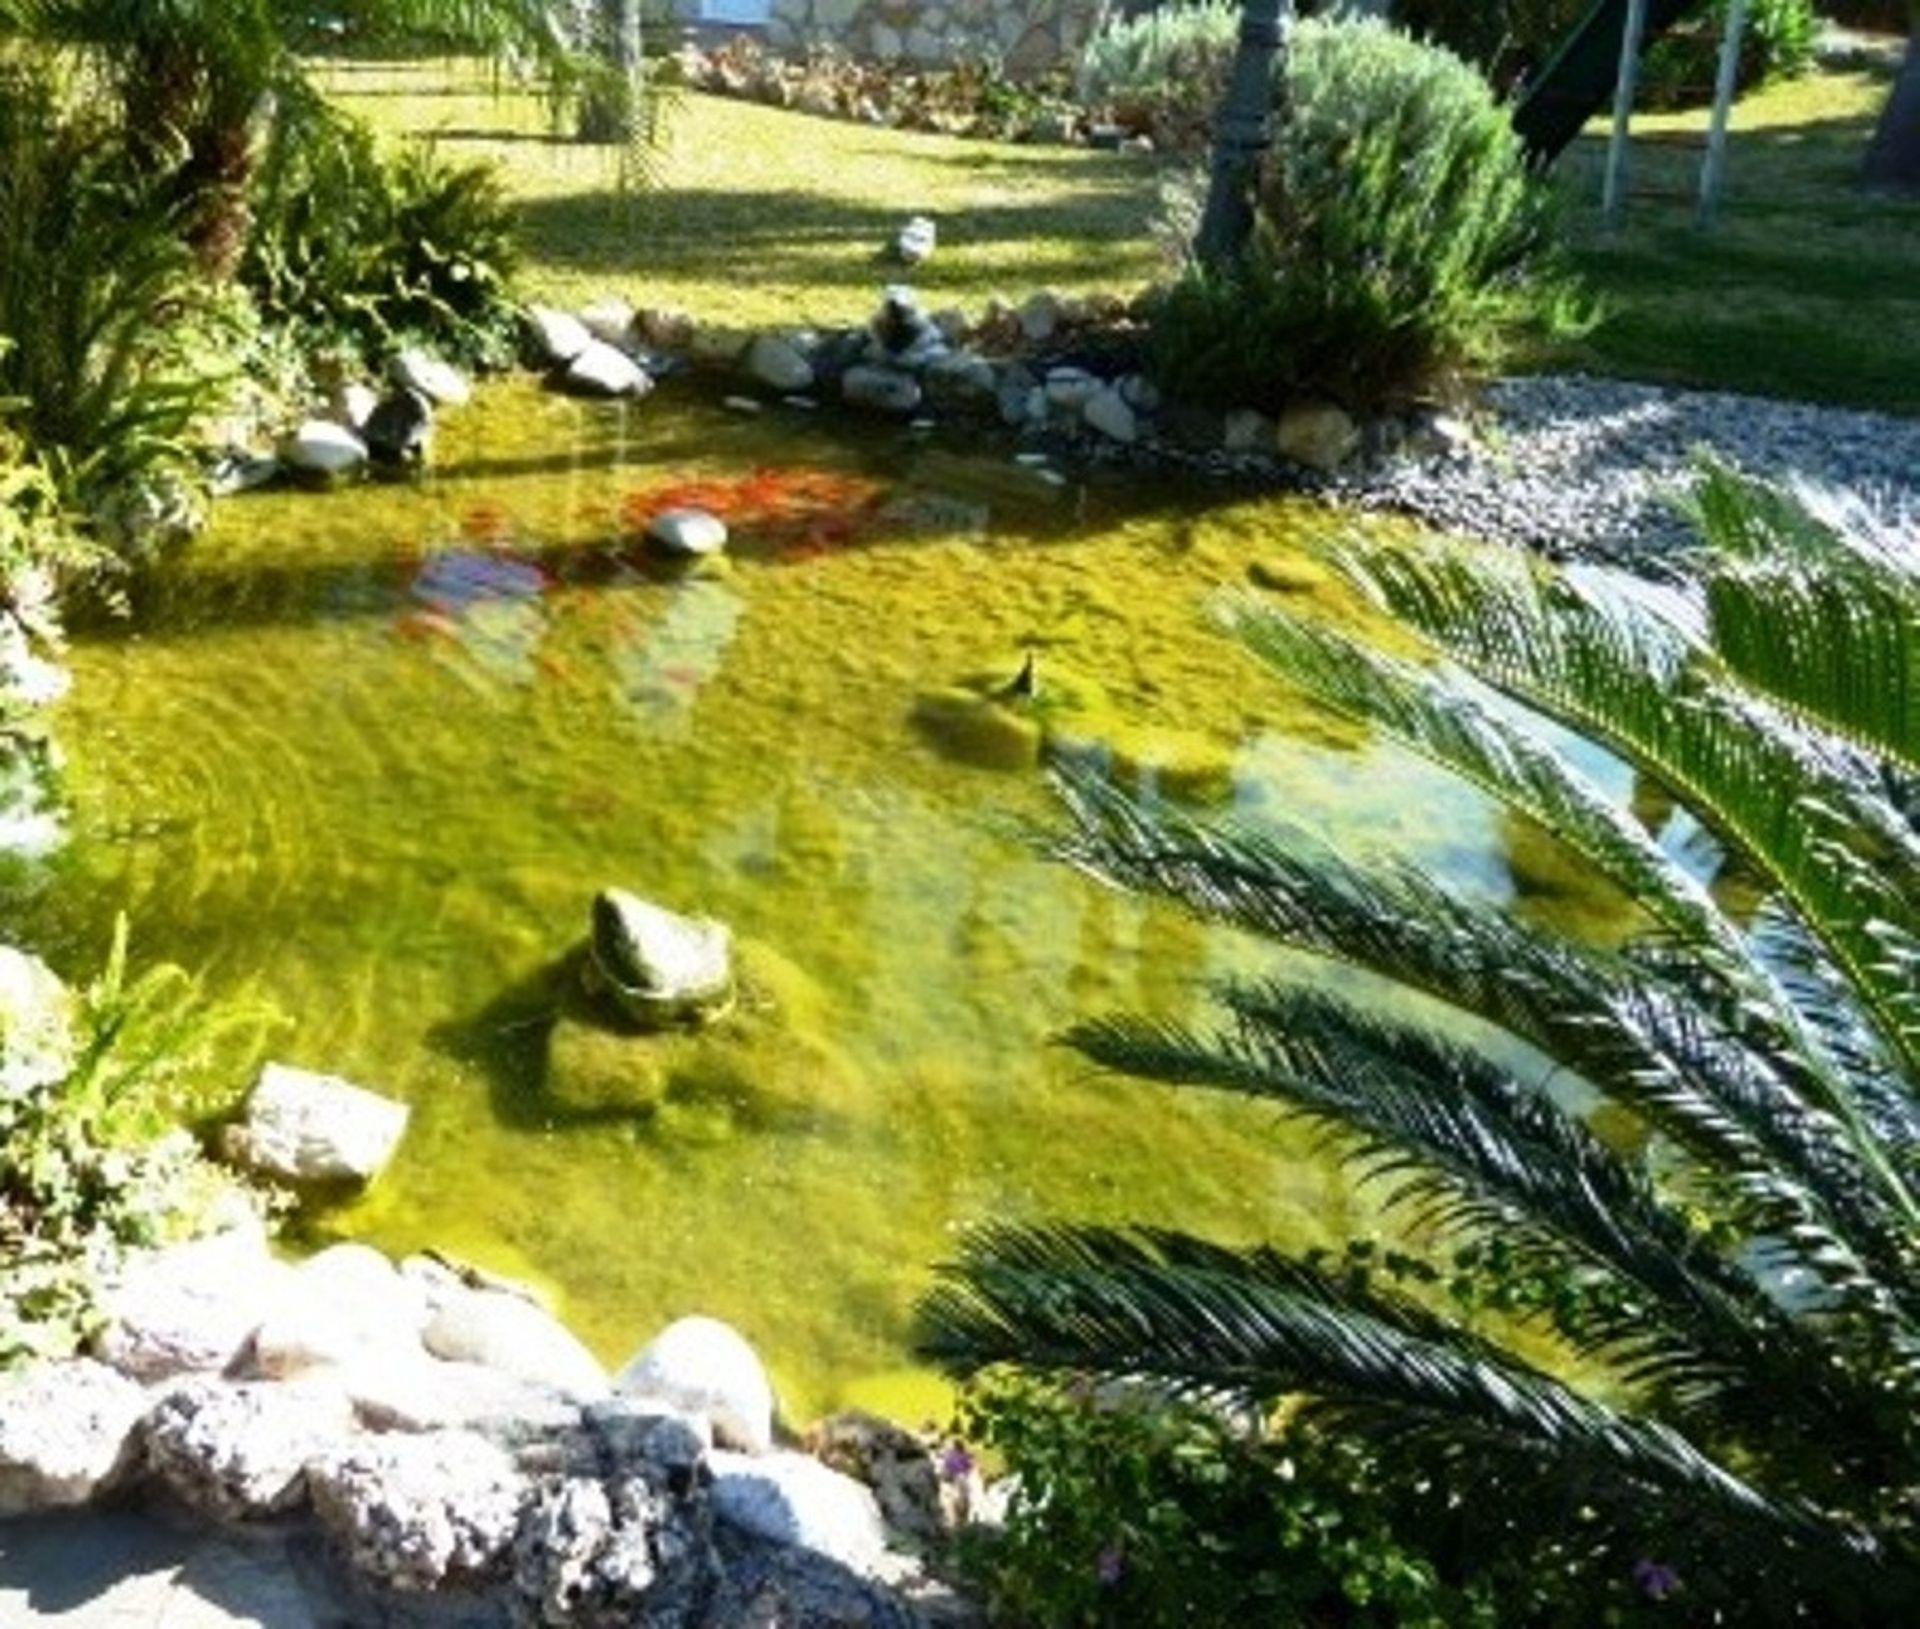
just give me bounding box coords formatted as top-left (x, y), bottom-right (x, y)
top-left (1602, 0), bottom-right (1650, 227)
top-left (1696, 0), bottom-right (1750, 229)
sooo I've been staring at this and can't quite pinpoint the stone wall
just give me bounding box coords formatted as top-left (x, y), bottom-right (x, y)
top-left (690, 0), bottom-right (1112, 76)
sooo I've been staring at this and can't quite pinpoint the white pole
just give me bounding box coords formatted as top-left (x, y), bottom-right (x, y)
top-left (1602, 0), bottom-right (1651, 228)
top-left (1696, 0), bottom-right (1751, 229)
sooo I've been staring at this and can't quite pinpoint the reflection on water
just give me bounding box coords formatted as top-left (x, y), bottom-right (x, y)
top-left (0, 379), bottom-right (1637, 1419)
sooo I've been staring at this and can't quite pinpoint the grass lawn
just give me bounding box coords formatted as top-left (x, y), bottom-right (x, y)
top-left (320, 57), bottom-right (1168, 331)
top-left (323, 55), bottom-right (1920, 415)
top-left (1545, 64), bottom-right (1920, 414)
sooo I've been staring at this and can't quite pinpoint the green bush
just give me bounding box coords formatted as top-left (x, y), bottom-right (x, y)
top-left (1078, 0), bottom-right (1238, 154)
top-left (1150, 18), bottom-right (1577, 414)
top-left (1396, 0), bottom-right (1818, 107)
top-left (0, 71), bottom-right (228, 524)
top-left (241, 97), bottom-right (523, 371)
top-left (0, 919), bottom-right (274, 1367)
top-left (953, 1375), bottom-right (1496, 1628)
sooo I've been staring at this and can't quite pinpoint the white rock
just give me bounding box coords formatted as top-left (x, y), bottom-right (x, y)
top-left (1043, 367), bottom-right (1100, 411)
top-left (1083, 386), bottom-right (1138, 444)
top-left (342, 1353), bottom-right (583, 1436)
top-left (588, 891), bottom-right (734, 1026)
top-left (577, 296), bottom-right (638, 350)
top-left (841, 364), bottom-right (922, 416)
top-left (281, 419), bottom-right (368, 478)
top-left (563, 339), bottom-right (653, 399)
top-left (613, 1315), bottom-right (773, 1454)
top-left (743, 333), bottom-right (815, 394)
top-left (310, 1429), bottom-right (526, 1592)
top-left (142, 1374), bottom-right (355, 1521)
top-left (1118, 372), bottom-right (1162, 413)
top-left (223, 1061), bottom-right (409, 1186)
top-left (1275, 399), bottom-right (1361, 472)
top-left (644, 507), bottom-right (729, 557)
top-left (710, 1448), bottom-right (889, 1570)
top-left (391, 348), bottom-right (471, 407)
top-left (893, 215), bottom-right (936, 265)
top-left (527, 304), bottom-right (594, 366)
top-left (1018, 290), bottom-right (1061, 343)
top-left (244, 1244), bottom-right (430, 1380)
top-left (0, 1358), bottom-right (147, 1514)
top-left (331, 381), bottom-right (380, 431)
top-left (0, 943), bottom-right (75, 1096)
top-left (921, 351), bottom-right (999, 406)
top-left (423, 1284), bottom-right (609, 1400)
top-left (93, 1221), bottom-right (298, 1382)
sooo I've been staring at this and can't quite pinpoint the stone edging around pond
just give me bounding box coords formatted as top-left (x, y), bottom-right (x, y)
top-left (0, 1217), bottom-right (983, 1627)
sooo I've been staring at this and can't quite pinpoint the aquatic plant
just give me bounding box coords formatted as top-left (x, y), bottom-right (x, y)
top-left (919, 468), bottom-right (1920, 1621)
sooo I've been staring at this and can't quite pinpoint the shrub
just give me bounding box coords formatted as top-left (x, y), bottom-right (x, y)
top-left (1078, 0), bottom-right (1238, 154)
top-left (1, 919), bottom-right (274, 1367)
top-left (241, 97), bottom-right (522, 371)
top-left (0, 71), bottom-right (228, 525)
top-left (953, 1375), bottom-right (1496, 1627)
top-left (1149, 18), bottom-right (1576, 414)
top-left (1396, 0), bottom-right (1818, 107)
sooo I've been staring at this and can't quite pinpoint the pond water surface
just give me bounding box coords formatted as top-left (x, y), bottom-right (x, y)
top-left (2, 381), bottom-right (1613, 1420)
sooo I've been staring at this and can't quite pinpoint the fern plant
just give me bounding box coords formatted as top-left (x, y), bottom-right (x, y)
top-left (919, 469), bottom-right (1920, 1621)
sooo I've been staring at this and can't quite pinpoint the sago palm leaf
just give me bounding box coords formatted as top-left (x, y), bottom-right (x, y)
top-left (918, 1222), bottom-right (1860, 1558)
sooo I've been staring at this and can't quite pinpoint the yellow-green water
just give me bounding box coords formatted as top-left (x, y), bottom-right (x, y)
top-left (1, 381), bottom-right (1592, 1422)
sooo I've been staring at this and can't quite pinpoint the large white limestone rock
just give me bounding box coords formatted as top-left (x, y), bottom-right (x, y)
top-left (93, 1221), bottom-right (298, 1382)
top-left (612, 1315), bottom-right (773, 1455)
top-left (0, 1358), bottom-right (147, 1514)
top-left (423, 1284), bottom-right (610, 1401)
top-left (223, 1061), bottom-right (409, 1186)
top-left (710, 1448), bottom-right (889, 1570)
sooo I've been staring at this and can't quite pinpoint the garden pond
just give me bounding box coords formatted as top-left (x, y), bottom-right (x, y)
top-left (0, 380), bottom-right (1635, 1421)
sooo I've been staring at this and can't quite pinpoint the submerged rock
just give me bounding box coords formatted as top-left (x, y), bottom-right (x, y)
top-left (585, 890), bottom-right (734, 1029)
top-left (223, 1061), bottom-right (410, 1186)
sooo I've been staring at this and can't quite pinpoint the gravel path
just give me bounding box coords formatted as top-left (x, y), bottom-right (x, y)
top-left (1336, 374), bottom-right (1920, 570)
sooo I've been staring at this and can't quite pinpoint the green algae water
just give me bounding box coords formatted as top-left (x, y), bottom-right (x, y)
top-left (0, 381), bottom-right (1606, 1420)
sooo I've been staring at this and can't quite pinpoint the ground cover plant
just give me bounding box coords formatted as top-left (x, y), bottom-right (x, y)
top-left (919, 467), bottom-right (1920, 1621)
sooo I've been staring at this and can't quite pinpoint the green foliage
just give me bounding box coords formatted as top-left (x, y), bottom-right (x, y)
top-left (1396, 0), bottom-right (1818, 107)
top-left (0, 70), bottom-right (227, 522)
top-left (954, 1375), bottom-right (1496, 1628)
top-left (1078, 0), bottom-right (1237, 153)
top-left (919, 469), bottom-right (1920, 1622)
top-left (1150, 18), bottom-right (1579, 414)
top-left (0, 918), bottom-right (275, 1367)
top-left (242, 97), bottom-right (522, 370)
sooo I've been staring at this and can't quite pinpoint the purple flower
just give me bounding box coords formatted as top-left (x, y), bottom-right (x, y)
top-left (1095, 1544), bottom-right (1125, 1588)
top-left (937, 1442), bottom-right (974, 1482)
top-left (1632, 1559), bottom-right (1681, 1602)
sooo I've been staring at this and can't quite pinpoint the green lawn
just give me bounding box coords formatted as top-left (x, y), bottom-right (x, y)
top-left (324, 55), bottom-right (1920, 414)
top-left (1545, 67), bottom-right (1920, 414)
top-left (320, 57), bottom-right (1168, 331)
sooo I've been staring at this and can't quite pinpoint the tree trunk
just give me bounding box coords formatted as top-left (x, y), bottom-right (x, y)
top-left (577, 0), bottom-right (644, 144)
top-left (1862, 21), bottom-right (1920, 192)
top-left (1194, 0), bottom-right (1293, 267)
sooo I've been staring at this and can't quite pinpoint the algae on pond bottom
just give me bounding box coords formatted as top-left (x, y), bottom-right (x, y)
top-left (0, 379), bottom-right (1633, 1420)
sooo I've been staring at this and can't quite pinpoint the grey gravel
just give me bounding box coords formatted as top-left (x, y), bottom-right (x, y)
top-left (1334, 374), bottom-right (1920, 570)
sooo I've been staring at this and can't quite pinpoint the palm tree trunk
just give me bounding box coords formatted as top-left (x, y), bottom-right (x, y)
top-left (1862, 15), bottom-right (1920, 192)
top-left (1193, 0), bottom-right (1293, 267)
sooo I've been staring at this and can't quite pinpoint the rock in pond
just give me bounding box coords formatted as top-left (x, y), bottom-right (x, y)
top-left (743, 333), bottom-right (815, 394)
top-left (222, 1061), bottom-right (410, 1186)
top-left (644, 507), bottom-right (728, 557)
top-left (584, 890), bottom-right (734, 1029)
top-left (362, 388), bottom-right (434, 468)
top-left (614, 1315), bottom-right (774, 1455)
top-left (422, 1282), bottom-right (610, 1401)
top-left (391, 348), bottom-right (471, 407)
top-left (281, 419), bottom-right (367, 481)
top-left (527, 303), bottom-right (594, 366)
top-left (892, 214), bottom-right (936, 265)
top-left (841, 364), bottom-right (922, 416)
top-left (564, 339), bottom-right (654, 399)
